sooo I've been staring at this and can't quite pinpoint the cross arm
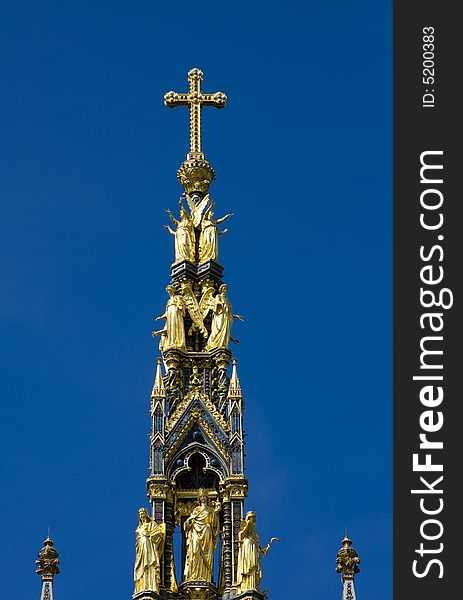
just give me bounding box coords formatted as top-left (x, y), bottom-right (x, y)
top-left (164, 92), bottom-right (190, 108)
top-left (164, 91), bottom-right (227, 109)
top-left (201, 92), bottom-right (227, 108)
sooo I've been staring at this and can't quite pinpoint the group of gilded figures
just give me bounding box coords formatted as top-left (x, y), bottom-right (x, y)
top-left (152, 281), bottom-right (243, 354)
top-left (154, 194), bottom-right (242, 353)
top-left (134, 491), bottom-right (277, 596)
top-left (165, 193), bottom-right (232, 264)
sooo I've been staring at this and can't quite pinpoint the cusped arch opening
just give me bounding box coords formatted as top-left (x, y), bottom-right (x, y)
top-left (175, 452), bottom-right (219, 490)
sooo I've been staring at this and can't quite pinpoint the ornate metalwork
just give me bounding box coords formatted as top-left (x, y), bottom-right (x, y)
top-left (220, 476), bottom-right (248, 502)
top-left (179, 581), bottom-right (218, 600)
top-left (36, 536), bottom-right (60, 581)
top-left (336, 535), bottom-right (361, 581)
top-left (164, 68), bottom-right (227, 195)
top-left (177, 158), bottom-right (216, 196)
top-left (164, 408), bottom-right (229, 464)
top-left (166, 387), bottom-right (229, 435)
top-left (164, 68), bottom-right (226, 156)
top-left (146, 476), bottom-right (174, 503)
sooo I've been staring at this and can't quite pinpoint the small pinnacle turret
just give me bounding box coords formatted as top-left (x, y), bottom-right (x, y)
top-left (228, 359), bottom-right (242, 398)
top-left (36, 535), bottom-right (60, 600)
top-left (151, 358), bottom-right (165, 399)
top-left (336, 535), bottom-right (360, 600)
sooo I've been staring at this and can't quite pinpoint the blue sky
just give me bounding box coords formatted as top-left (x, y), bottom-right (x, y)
top-left (0, 1), bottom-right (391, 598)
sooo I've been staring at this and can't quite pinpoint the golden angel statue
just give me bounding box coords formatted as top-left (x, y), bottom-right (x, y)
top-left (134, 507), bottom-right (166, 595)
top-left (152, 285), bottom-right (187, 352)
top-left (183, 488), bottom-right (221, 583)
top-left (236, 511), bottom-right (278, 594)
top-left (204, 284), bottom-right (243, 352)
top-left (164, 202), bottom-right (195, 263)
top-left (198, 204), bottom-right (233, 263)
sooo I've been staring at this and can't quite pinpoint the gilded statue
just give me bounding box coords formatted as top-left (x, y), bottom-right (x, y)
top-left (236, 511), bottom-right (278, 594)
top-left (152, 285), bottom-right (187, 352)
top-left (164, 202), bottom-right (195, 263)
top-left (198, 204), bottom-right (233, 263)
top-left (204, 284), bottom-right (243, 351)
top-left (183, 488), bottom-right (221, 583)
top-left (134, 507), bottom-right (166, 595)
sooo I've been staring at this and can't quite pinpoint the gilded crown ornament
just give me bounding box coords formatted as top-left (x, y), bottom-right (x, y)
top-left (164, 68), bottom-right (227, 195)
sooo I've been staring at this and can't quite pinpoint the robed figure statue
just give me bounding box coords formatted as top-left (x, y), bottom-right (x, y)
top-left (236, 511), bottom-right (278, 594)
top-left (204, 284), bottom-right (243, 351)
top-left (134, 507), bottom-right (166, 595)
top-left (164, 204), bottom-right (195, 263)
top-left (152, 285), bottom-right (187, 353)
top-left (183, 489), bottom-right (221, 583)
top-left (198, 207), bottom-right (233, 263)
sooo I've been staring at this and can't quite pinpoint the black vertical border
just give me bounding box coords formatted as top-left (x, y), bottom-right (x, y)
top-left (394, 3), bottom-right (460, 599)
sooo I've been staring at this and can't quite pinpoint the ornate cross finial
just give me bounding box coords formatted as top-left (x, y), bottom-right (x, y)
top-left (164, 68), bottom-right (227, 158)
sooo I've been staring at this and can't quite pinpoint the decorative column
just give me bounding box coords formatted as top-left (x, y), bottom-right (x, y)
top-left (35, 535), bottom-right (60, 600)
top-left (336, 535), bottom-right (361, 600)
top-left (220, 475), bottom-right (248, 593)
top-left (222, 500), bottom-right (233, 590)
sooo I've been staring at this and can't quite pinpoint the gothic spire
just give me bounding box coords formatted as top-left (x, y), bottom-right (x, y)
top-left (151, 357), bottom-right (165, 398)
top-left (336, 534), bottom-right (361, 600)
top-left (36, 534), bottom-right (60, 600)
top-left (136, 68), bottom-right (276, 600)
top-left (228, 358), bottom-right (242, 398)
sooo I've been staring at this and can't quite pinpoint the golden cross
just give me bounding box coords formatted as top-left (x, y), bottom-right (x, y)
top-left (164, 68), bottom-right (227, 156)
